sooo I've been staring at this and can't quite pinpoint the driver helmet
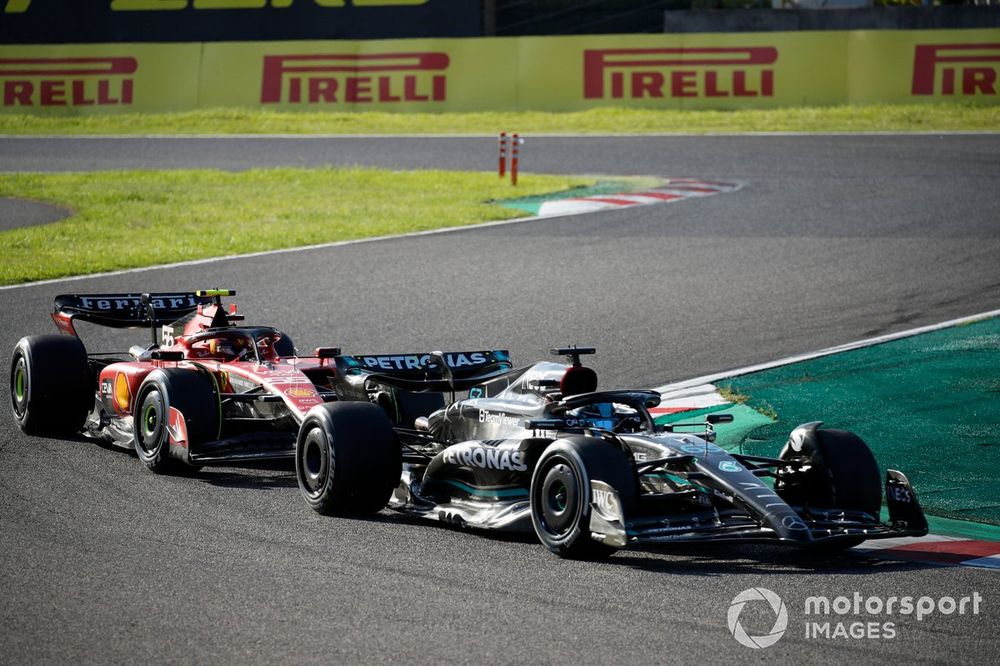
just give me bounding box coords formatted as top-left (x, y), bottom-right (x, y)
top-left (574, 402), bottom-right (616, 430)
top-left (209, 336), bottom-right (251, 361)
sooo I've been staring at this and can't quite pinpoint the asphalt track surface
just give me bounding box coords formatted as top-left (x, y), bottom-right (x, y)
top-left (1, 135), bottom-right (998, 663)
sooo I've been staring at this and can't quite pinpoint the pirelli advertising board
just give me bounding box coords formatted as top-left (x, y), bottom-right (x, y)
top-left (0, 44), bottom-right (201, 111)
top-left (0, 30), bottom-right (997, 114)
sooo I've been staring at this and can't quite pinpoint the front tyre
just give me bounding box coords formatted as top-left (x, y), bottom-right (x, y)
top-left (295, 401), bottom-right (401, 516)
top-left (10, 335), bottom-right (91, 436)
top-left (777, 426), bottom-right (882, 550)
top-left (530, 436), bottom-right (637, 559)
top-left (133, 369), bottom-right (219, 474)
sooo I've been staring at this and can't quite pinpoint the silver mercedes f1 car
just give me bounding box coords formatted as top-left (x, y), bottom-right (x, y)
top-left (296, 346), bottom-right (928, 558)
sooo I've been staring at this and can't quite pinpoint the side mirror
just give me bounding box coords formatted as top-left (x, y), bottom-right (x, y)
top-left (707, 413), bottom-right (734, 425)
top-left (150, 350), bottom-right (184, 361)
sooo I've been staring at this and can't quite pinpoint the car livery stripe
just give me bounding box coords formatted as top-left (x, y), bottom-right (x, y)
top-left (440, 479), bottom-right (528, 499)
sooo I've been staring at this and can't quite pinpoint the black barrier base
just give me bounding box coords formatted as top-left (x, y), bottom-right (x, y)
top-left (0, 0), bottom-right (481, 45)
top-left (663, 7), bottom-right (1000, 34)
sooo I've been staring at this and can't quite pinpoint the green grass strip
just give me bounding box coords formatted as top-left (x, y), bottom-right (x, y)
top-left (726, 315), bottom-right (1000, 527)
top-left (0, 167), bottom-right (601, 285)
top-left (1, 103), bottom-right (997, 135)
top-left (922, 514), bottom-right (1000, 543)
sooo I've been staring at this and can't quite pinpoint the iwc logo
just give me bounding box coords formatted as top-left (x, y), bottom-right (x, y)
top-left (727, 587), bottom-right (788, 649)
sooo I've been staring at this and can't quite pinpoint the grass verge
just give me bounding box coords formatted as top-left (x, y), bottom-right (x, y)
top-left (1, 103), bottom-right (997, 135)
top-left (727, 314), bottom-right (1000, 526)
top-left (0, 167), bottom-right (603, 285)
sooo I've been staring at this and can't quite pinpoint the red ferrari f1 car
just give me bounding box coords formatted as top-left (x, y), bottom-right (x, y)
top-left (11, 290), bottom-right (347, 472)
top-left (11, 290), bottom-right (505, 494)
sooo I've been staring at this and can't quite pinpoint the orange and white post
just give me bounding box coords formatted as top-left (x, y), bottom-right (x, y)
top-left (511, 133), bottom-right (520, 186)
top-left (498, 132), bottom-right (507, 178)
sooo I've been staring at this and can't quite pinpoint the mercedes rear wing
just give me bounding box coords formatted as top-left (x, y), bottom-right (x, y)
top-left (338, 350), bottom-right (514, 392)
top-left (51, 290), bottom-right (229, 337)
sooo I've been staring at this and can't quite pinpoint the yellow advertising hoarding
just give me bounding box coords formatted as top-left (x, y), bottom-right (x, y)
top-left (199, 38), bottom-right (517, 112)
top-left (0, 43), bottom-right (200, 114)
top-left (1, 29), bottom-right (997, 114)
top-left (518, 32), bottom-right (848, 111)
top-left (848, 29), bottom-right (1000, 103)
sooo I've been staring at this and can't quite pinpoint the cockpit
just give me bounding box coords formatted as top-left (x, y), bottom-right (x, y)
top-left (185, 328), bottom-right (294, 363)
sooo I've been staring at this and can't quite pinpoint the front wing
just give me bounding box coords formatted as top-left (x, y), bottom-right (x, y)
top-left (590, 469), bottom-right (929, 549)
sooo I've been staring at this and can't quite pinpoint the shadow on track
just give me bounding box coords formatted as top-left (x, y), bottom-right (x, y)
top-left (367, 513), bottom-right (937, 575)
top-left (84, 435), bottom-right (301, 489)
top-left (47, 436), bottom-right (940, 574)
top-left (193, 459), bottom-right (298, 490)
top-left (608, 543), bottom-right (933, 577)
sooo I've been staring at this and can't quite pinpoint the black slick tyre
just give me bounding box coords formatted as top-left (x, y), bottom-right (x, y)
top-left (530, 436), bottom-right (637, 559)
top-left (133, 368), bottom-right (219, 474)
top-left (815, 429), bottom-right (882, 518)
top-left (295, 401), bottom-right (401, 516)
top-left (10, 335), bottom-right (91, 436)
top-left (778, 427), bottom-right (882, 550)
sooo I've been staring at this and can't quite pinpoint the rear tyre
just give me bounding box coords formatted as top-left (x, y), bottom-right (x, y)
top-left (133, 369), bottom-right (219, 474)
top-left (295, 401), bottom-right (401, 516)
top-left (530, 436), bottom-right (637, 559)
top-left (10, 335), bottom-right (91, 436)
top-left (777, 427), bottom-right (882, 550)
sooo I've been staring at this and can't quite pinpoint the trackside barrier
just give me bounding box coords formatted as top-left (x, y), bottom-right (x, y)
top-left (1, 30), bottom-right (998, 114)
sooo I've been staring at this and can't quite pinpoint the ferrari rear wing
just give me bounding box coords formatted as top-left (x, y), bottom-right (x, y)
top-left (51, 291), bottom-right (223, 336)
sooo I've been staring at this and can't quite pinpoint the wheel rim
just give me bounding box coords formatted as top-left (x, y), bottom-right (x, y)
top-left (11, 357), bottom-right (28, 417)
top-left (142, 404), bottom-right (157, 437)
top-left (137, 391), bottom-right (163, 455)
top-left (538, 460), bottom-right (581, 538)
top-left (298, 425), bottom-right (331, 499)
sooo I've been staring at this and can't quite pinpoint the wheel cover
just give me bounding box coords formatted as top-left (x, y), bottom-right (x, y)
top-left (298, 425), bottom-right (331, 499)
top-left (538, 460), bottom-right (581, 538)
top-left (552, 481), bottom-right (568, 511)
top-left (11, 357), bottom-right (27, 417)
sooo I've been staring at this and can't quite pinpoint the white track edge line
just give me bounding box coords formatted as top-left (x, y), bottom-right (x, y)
top-left (0, 189), bottom-right (680, 292)
top-left (654, 308), bottom-right (1000, 394)
top-left (3, 175), bottom-right (733, 291)
top-left (0, 214), bottom-right (553, 292)
top-left (2, 131), bottom-right (999, 140)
